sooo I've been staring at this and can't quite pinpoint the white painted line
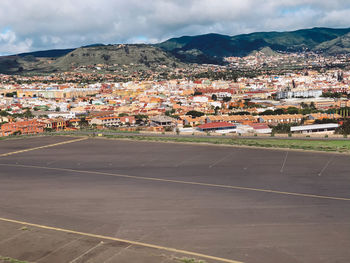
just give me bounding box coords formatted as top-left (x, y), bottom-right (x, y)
top-left (280, 151), bottom-right (289, 173)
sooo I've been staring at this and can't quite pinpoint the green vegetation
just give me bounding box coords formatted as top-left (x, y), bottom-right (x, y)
top-left (157, 27), bottom-right (350, 62)
top-left (99, 134), bottom-right (350, 153)
top-left (0, 44), bottom-right (185, 74)
top-left (321, 91), bottom-right (343, 98)
top-left (186, 110), bottom-right (205, 117)
top-left (260, 107), bottom-right (301, 115)
top-left (19, 226), bottom-right (29, 231)
top-left (0, 256), bottom-right (29, 263)
top-left (336, 119), bottom-right (350, 135)
top-left (271, 123), bottom-right (298, 134)
top-left (176, 258), bottom-right (205, 263)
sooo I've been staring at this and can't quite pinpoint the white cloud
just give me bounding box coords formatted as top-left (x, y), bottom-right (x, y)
top-left (0, 0), bottom-right (350, 54)
top-left (0, 29), bottom-right (32, 55)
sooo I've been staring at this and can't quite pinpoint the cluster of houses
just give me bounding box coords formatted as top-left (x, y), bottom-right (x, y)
top-left (1, 69), bottom-right (350, 137)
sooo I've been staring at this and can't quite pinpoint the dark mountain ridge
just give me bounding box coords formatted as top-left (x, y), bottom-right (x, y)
top-left (2, 27), bottom-right (350, 74)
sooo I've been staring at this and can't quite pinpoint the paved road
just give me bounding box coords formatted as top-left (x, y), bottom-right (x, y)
top-left (0, 136), bottom-right (350, 263)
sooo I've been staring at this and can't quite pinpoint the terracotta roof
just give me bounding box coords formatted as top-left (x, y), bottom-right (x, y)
top-left (198, 122), bottom-right (236, 129)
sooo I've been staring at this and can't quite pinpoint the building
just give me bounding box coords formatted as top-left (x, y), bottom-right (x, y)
top-left (197, 122), bottom-right (236, 133)
top-left (0, 120), bottom-right (46, 136)
top-left (150, 116), bottom-right (175, 127)
top-left (90, 116), bottom-right (121, 127)
top-left (258, 114), bottom-right (303, 125)
top-left (249, 123), bottom-right (272, 134)
top-left (206, 115), bottom-right (257, 124)
top-left (291, 123), bottom-right (339, 134)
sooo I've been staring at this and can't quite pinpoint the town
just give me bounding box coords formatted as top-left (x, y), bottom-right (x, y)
top-left (1, 56), bottom-right (350, 138)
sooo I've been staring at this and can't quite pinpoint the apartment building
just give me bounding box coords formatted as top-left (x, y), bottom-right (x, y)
top-left (0, 120), bottom-right (46, 136)
top-left (258, 114), bottom-right (303, 125)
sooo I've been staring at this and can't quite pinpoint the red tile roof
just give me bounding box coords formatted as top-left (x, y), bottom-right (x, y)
top-left (198, 122), bottom-right (236, 129)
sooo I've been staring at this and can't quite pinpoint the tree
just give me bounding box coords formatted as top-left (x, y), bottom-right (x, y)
top-left (272, 123), bottom-right (298, 134)
top-left (273, 108), bottom-right (285, 115)
top-left (165, 109), bottom-right (175, 116)
top-left (222, 96), bottom-right (232, 102)
top-left (286, 107), bottom-right (299, 114)
top-left (78, 117), bottom-right (89, 128)
top-left (336, 119), bottom-right (350, 135)
top-left (300, 102), bottom-right (308, 109)
top-left (337, 71), bottom-right (344, 82)
top-left (186, 110), bottom-right (204, 118)
top-left (23, 109), bottom-right (33, 118)
top-left (310, 102), bottom-right (316, 110)
top-left (260, 109), bottom-right (275, 115)
top-left (214, 106), bottom-right (220, 115)
top-left (0, 111), bottom-right (9, 117)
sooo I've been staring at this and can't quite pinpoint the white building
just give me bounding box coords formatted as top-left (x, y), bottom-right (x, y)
top-left (291, 123), bottom-right (339, 134)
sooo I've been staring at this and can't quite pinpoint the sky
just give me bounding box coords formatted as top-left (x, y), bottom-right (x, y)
top-left (1, 0), bottom-right (350, 55)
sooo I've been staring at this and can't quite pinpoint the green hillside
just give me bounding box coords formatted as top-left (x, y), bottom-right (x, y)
top-left (2, 27), bottom-right (350, 74)
top-left (315, 32), bottom-right (350, 54)
top-left (0, 44), bottom-right (184, 74)
top-left (157, 27), bottom-right (350, 60)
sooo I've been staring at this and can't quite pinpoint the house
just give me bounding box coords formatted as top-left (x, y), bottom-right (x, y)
top-left (119, 116), bottom-right (136, 126)
top-left (307, 113), bottom-right (342, 121)
top-left (43, 118), bottom-right (69, 131)
top-left (150, 116), bottom-right (175, 127)
top-left (181, 116), bottom-right (206, 127)
top-left (0, 116), bottom-right (12, 123)
top-left (90, 116), bottom-right (121, 127)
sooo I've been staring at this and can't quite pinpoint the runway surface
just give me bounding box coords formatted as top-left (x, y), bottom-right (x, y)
top-left (0, 136), bottom-right (349, 263)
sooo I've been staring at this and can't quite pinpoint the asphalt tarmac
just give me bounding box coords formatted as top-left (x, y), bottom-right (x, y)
top-left (0, 136), bottom-right (350, 263)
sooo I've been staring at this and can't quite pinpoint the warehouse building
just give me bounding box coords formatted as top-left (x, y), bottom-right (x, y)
top-left (291, 123), bottom-right (339, 134)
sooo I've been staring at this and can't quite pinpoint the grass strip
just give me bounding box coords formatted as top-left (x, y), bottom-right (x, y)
top-left (101, 134), bottom-right (350, 153)
top-left (0, 256), bottom-right (29, 263)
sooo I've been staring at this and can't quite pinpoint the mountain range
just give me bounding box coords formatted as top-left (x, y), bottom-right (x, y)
top-left (2, 27), bottom-right (350, 74)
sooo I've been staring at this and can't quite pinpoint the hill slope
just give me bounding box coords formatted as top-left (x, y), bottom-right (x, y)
top-left (52, 44), bottom-right (183, 70)
top-left (2, 27), bottom-right (350, 74)
top-left (0, 44), bottom-right (184, 74)
top-left (314, 32), bottom-right (350, 54)
top-left (157, 27), bottom-right (350, 61)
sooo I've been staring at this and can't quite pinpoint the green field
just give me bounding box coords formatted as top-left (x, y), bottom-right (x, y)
top-left (0, 256), bottom-right (28, 263)
top-left (102, 134), bottom-right (350, 153)
top-left (1, 133), bottom-right (350, 153)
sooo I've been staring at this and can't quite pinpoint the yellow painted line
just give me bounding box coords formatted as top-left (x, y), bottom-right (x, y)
top-left (0, 217), bottom-right (243, 263)
top-left (0, 137), bottom-right (87, 157)
top-left (1, 163), bottom-right (350, 202)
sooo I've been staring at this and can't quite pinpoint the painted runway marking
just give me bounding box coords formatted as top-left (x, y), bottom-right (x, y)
top-left (36, 236), bottom-right (86, 262)
top-left (174, 154), bottom-right (201, 167)
top-left (318, 156), bottom-right (334, 176)
top-left (0, 137), bottom-right (87, 157)
top-left (103, 244), bottom-right (133, 263)
top-left (209, 152), bottom-right (233, 168)
top-left (280, 151), bottom-right (289, 173)
top-left (1, 163), bottom-right (350, 202)
top-left (0, 217), bottom-right (243, 263)
top-left (141, 157), bottom-right (158, 167)
top-left (69, 241), bottom-right (104, 263)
